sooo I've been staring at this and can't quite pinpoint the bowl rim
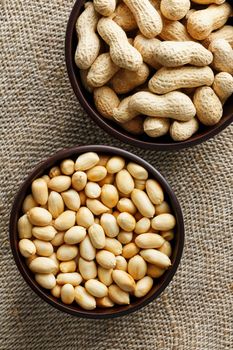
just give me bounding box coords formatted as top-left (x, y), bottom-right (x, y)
top-left (9, 145), bottom-right (184, 319)
top-left (65, 0), bottom-right (233, 151)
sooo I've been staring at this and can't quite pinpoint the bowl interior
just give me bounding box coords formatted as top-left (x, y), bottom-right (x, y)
top-left (65, 0), bottom-right (233, 150)
top-left (10, 145), bottom-right (184, 318)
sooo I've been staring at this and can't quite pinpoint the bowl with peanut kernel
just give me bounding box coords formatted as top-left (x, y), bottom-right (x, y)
top-left (66, 0), bottom-right (233, 150)
top-left (10, 145), bottom-right (184, 318)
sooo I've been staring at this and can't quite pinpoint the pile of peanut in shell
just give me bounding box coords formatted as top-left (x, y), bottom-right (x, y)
top-left (18, 152), bottom-right (176, 310)
top-left (75, 0), bottom-right (233, 142)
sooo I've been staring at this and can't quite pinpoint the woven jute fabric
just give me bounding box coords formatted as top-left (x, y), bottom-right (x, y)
top-left (0, 1), bottom-right (233, 349)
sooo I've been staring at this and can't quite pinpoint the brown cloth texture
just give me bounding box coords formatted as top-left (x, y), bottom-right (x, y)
top-left (1, 1), bottom-right (233, 349)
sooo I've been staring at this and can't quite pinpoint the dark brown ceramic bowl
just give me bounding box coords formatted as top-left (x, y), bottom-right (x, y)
top-left (65, 0), bottom-right (233, 151)
top-left (10, 145), bottom-right (184, 318)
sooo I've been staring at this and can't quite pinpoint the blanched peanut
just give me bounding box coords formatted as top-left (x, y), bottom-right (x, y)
top-left (127, 163), bottom-right (148, 181)
top-left (140, 249), bottom-right (171, 268)
top-left (116, 169), bottom-right (134, 195)
top-left (112, 270), bottom-right (136, 292)
top-left (134, 180), bottom-right (146, 191)
top-left (212, 72), bottom-right (233, 105)
top-left (129, 91), bottom-right (196, 122)
top-left (88, 223), bottom-right (106, 249)
top-left (134, 276), bottom-right (153, 298)
top-left (152, 213), bottom-right (176, 231)
top-left (134, 218), bottom-right (151, 234)
top-left (96, 250), bottom-right (116, 269)
top-left (75, 286), bottom-right (96, 310)
top-left (76, 207), bottom-right (94, 228)
top-left (18, 214), bottom-right (32, 239)
top-left (160, 18), bottom-right (193, 41)
top-left (75, 2), bottom-right (100, 69)
top-left (85, 182), bottom-right (101, 199)
top-left (96, 296), bottom-right (114, 308)
top-left (123, 0), bottom-right (162, 39)
top-left (117, 212), bottom-right (136, 232)
top-left (147, 264), bottom-right (165, 278)
top-left (170, 118), bottom-right (199, 141)
top-left (159, 241), bottom-right (172, 257)
top-left (131, 189), bottom-right (155, 218)
top-left (98, 267), bottom-right (113, 286)
top-left (193, 87), bottom-right (223, 126)
top-left (113, 2), bottom-right (137, 31)
top-left (154, 41), bottom-right (213, 67)
top-left (60, 159), bottom-right (75, 175)
top-left (143, 117), bottom-right (170, 138)
top-left (72, 171), bottom-right (87, 191)
top-left (87, 53), bottom-right (120, 88)
top-left (49, 166), bottom-right (61, 178)
top-left (57, 272), bottom-right (82, 286)
top-left (19, 239), bottom-right (36, 258)
top-left (61, 189), bottom-right (80, 211)
top-left (86, 199), bottom-right (109, 215)
top-left (94, 86), bottom-right (120, 120)
top-left (54, 210), bottom-right (76, 231)
top-left (101, 184), bottom-right (119, 208)
top-left (128, 255), bottom-right (147, 280)
top-left (135, 233), bottom-right (165, 249)
top-left (100, 213), bottom-right (119, 237)
top-left (110, 63), bottom-right (150, 95)
top-left (155, 201), bottom-right (171, 216)
top-left (86, 166), bottom-right (107, 182)
top-left (187, 3), bottom-right (232, 40)
top-left (117, 198), bottom-right (137, 215)
top-left (27, 207), bottom-right (52, 227)
top-left (134, 35), bottom-right (161, 70)
top-left (41, 175), bottom-right (50, 184)
top-left (75, 152), bottom-right (99, 171)
top-left (64, 226), bottom-right (86, 245)
top-left (161, 230), bottom-right (174, 241)
top-left (61, 284), bottom-right (75, 304)
top-left (93, 0), bottom-right (116, 16)
top-left (97, 17), bottom-right (143, 71)
top-left (48, 176), bottom-right (71, 192)
top-left (32, 225), bottom-right (57, 241)
top-left (22, 194), bottom-right (37, 213)
top-left (209, 39), bottom-right (233, 75)
top-left (60, 260), bottom-right (76, 273)
top-left (149, 66), bottom-right (214, 94)
top-left (122, 243), bottom-right (140, 259)
top-left (106, 156), bottom-right (125, 174)
top-left (79, 258), bottom-right (97, 280)
top-left (56, 244), bottom-right (78, 261)
top-left (146, 179), bottom-right (164, 205)
top-left (29, 257), bottom-right (58, 274)
top-left (31, 178), bottom-right (48, 205)
top-left (202, 25), bottom-right (233, 48)
top-left (115, 256), bottom-right (128, 271)
top-left (85, 279), bottom-right (108, 298)
top-left (33, 239), bottom-right (53, 257)
top-left (48, 192), bottom-right (64, 219)
top-left (108, 284), bottom-right (130, 305)
top-left (161, 0), bottom-right (190, 21)
top-left (98, 173), bottom-right (115, 186)
top-left (104, 238), bottom-right (122, 256)
top-left (117, 231), bottom-right (133, 244)
top-left (35, 273), bottom-right (56, 290)
top-left (51, 284), bottom-right (61, 298)
top-left (79, 236), bottom-right (96, 261)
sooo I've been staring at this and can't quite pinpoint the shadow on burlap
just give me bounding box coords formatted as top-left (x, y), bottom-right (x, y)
top-left (0, 1), bottom-right (232, 349)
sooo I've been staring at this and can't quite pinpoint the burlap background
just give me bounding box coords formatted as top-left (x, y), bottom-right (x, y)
top-left (1, 1), bottom-right (233, 349)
